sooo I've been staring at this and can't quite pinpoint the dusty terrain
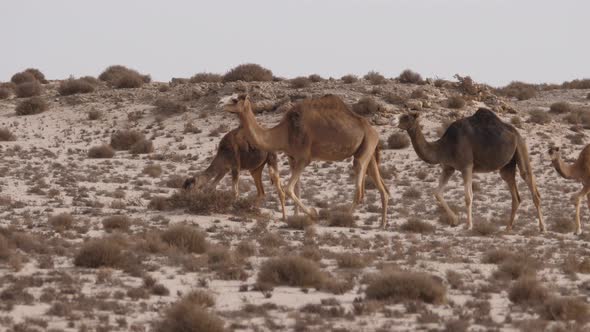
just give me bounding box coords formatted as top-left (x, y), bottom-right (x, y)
top-left (1, 76), bottom-right (590, 332)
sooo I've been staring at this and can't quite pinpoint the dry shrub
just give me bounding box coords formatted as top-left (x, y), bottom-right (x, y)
top-left (336, 253), bottom-right (367, 269)
top-left (99, 65), bottom-right (148, 89)
top-left (550, 216), bottom-right (576, 234)
top-left (384, 93), bottom-right (408, 105)
top-left (162, 190), bottom-right (257, 216)
top-left (387, 132), bottom-right (410, 149)
top-left (143, 164), bottom-right (162, 177)
top-left (398, 69), bottom-right (423, 84)
top-left (482, 249), bottom-right (516, 264)
top-left (511, 116), bottom-right (523, 128)
top-left (290, 76), bottom-right (311, 89)
top-left (541, 297), bottom-right (590, 323)
top-left (11, 71), bottom-right (37, 84)
top-left (328, 211), bottom-right (355, 227)
top-left (308, 74), bottom-right (323, 82)
top-left (24, 68), bottom-right (47, 83)
top-left (472, 221), bottom-right (498, 236)
top-left (587, 92), bottom-right (590, 100)
top-left (493, 255), bottom-right (539, 280)
top-left (15, 81), bottom-right (42, 98)
top-left (88, 144), bottom-right (115, 158)
top-left (286, 215), bottom-right (314, 230)
top-left (400, 218), bottom-right (434, 234)
top-left (154, 291), bottom-right (223, 332)
top-left (364, 71), bottom-right (386, 85)
top-left (102, 216), bottom-right (131, 233)
top-left (257, 256), bottom-right (325, 288)
top-left (74, 239), bottom-right (123, 268)
top-left (564, 109), bottom-right (590, 128)
top-left (446, 95), bottom-right (465, 109)
top-left (445, 270), bottom-right (463, 289)
top-left (130, 139), bottom-right (154, 154)
top-left (190, 73), bottom-right (222, 83)
top-left (58, 77), bottom-right (96, 95)
top-left (110, 130), bottom-right (146, 150)
top-left (223, 63), bottom-right (273, 82)
top-left (562, 254), bottom-right (590, 275)
top-left (154, 98), bottom-right (188, 116)
top-left (549, 102), bottom-right (572, 114)
top-left (161, 224), bottom-right (208, 254)
top-left (0, 87), bottom-right (11, 99)
top-left (341, 74), bottom-right (358, 84)
top-left (508, 277), bottom-right (548, 304)
top-left (496, 81), bottom-right (537, 100)
top-left (48, 213), bottom-right (74, 232)
top-left (365, 270), bottom-right (446, 304)
top-left (353, 97), bottom-right (380, 115)
top-left (15, 97), bottom-right (48, 115)
top-left (88, 109), bottom-right (102, 120)
top-left (165, 175), bottom-right (185, 188)
top-left (0, 128), bottom-right (16, 141)
top-left (561, 79), bottom-right (590, 89)
top-left (0, 234), bottom-right (12, 261)
top-left (454, 74), bottom-right (478, 95)
top-left (528, 109), bottom-right (551, 124)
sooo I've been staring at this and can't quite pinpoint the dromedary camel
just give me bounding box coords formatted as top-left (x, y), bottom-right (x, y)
top-left (548, 145), bottom-right (590, 234)
top-left (183, 127), bottom-right (286, 220)
top-left (397, 108), bottom-right (545, 232)
top-left (221, 94), bottom-right (391, 227)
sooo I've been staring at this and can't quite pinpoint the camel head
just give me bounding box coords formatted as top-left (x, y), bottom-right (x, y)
top-left (398, 112), bottom-right (420, 130)
top-left (182, 174), bottom-right (209, 190)
top-left (548, 146), bottom-right (561, 161)
top-left (220, 94), bottom-right (251, 114)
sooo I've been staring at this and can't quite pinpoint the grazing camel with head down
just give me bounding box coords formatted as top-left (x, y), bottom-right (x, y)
top-left (397, 108), bottom-right (545, 232)
top-left (221, 94), bottom-right (391, 227)
top-left (548, 145), bottom-right (590, 235)
top-left (183, 127), bottom-right (286, 220)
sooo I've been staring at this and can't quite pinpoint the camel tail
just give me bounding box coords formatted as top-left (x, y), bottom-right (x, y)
top-left (373, 145), bottom-right (391, 196)
top-left (515, 138), bottom-right (541, 200)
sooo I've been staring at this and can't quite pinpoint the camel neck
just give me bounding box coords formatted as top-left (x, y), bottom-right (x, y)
top-left (551, 157), bottom-right (577, 180)
top-left (238, 106), bottom-right (280, 152)
top-left (407, 126), bottom-right (439, 164)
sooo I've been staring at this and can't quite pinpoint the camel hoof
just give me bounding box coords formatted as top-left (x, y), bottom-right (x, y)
top-left (309, 208), bottom-right (319, 220)
top-left (574, 229), bottom-right (582, 236)
top-left (463, 223), bottom-right (473, 231)
top-left (504, 226), bottom-right (513, 233)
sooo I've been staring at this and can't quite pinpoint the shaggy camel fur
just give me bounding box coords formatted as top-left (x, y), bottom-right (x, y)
top-left (183, 127), bottom-right (286, 220)
top-left (398, 108), bottom-right (545, 232)
top-left (222, 94), bottom-right (391, 227)
top-left (549, 145), bottom-right (590, 234)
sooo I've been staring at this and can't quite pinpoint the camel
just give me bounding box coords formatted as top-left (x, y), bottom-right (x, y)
top-left (397, 108), bottom-right (545, 232)
top-left (548, 145), bottom-right (590, 235)
top-left (221, 94), bottom-right (391, 227)
top-left (183, 127), bottom-right (286, 220)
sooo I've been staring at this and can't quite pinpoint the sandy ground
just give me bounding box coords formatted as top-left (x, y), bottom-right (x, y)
top-left (0, 78), bottom-right (590, 331)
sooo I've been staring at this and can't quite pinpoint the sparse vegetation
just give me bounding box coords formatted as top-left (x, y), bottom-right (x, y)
top-left (387, 132), bottom-right (410, 149)
top-left (190, 73), bottom-right (222, 83)
top-left (223, 63), bottom-right (273, 82)
top-left (15, 97), bottom-right (48, 115)
top-left (365, 270), bottom-right (446, 304)
top-left (58, 77), bottom-right (97, 95)
top-left (398, 69), bottom-right (423, 84)
top-left (364, 71), bottom-right (387, 85)
top-left (290, 76), bottom-right (311, 89)
top-left (496, 81), bottom-right (537, 100)
top-left (87, 144), bottom-right (115, 158)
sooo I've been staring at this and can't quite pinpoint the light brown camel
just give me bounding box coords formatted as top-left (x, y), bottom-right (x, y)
top-left (183, 127), bottom-right (286, 220)
top-left (548, 145), bottom-right (590, 235)
top-left (221, 94), bottom-right (391, 227)
top-left (397, 108), bottom-right (545, 232)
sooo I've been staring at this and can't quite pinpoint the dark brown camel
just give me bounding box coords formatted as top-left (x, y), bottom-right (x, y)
top-left (183, 127), bottom-right (286, 220)
top-left (397, 108), bottom-right (545, 232)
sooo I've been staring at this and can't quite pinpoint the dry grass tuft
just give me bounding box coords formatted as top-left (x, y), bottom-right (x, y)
top-left (446, 95), bottom-right (465, 109)
top-left (286, 215), bottom-right (314, 230)
top-left (74, 238), bottom-right (123, 268)
top-left (493, 255), bottom-right (539, 280)
top-left (0, 87), bottom-right (11, 99)
top-left (58, 77), bottom-right (97, 95)
top-left (48, 213), bottom-right (74, 232)
top-left (11, 71), bottom-right (37, 84)
top-left (496, 81), bottom-right (537, 100)
top-left (99, 65), bottom-right (149, 89)
top-left (223, 63), bottom-right (273, 82)
top-left (15, 81), bottom-right (42, 98)
top-left (341, 74), bottom-right (358, 84)
top-left (143, 164), bottom-right (162, 178)
top-left (482, 249), bottom-right (516, 264)
top-left (549, 102), bottom-right (572, 114)
top-left (0, 128), bottom-right (16, 141)
top-left (153, 98), bottom-right (188, 116)
top-left (387, 132), bottom-right (410, 149)
top-left (336, 253), bottom-right (367, 269)
top-left (190, 73), bottom-right (222, 83)
top-left (564, 109), bottom-right (590, 128)
top-left (508, 277), bottom-right (548, 304)
top-left (384, 93), bottom-right (408, 105)
top-left (327, 211), bottom-right (355, 227)
top-left (110, 130), bottom-right (146, 150)
top-left (400, 218), bottom-right (434, 234)
top-left (364, 71), bottom-right (387, 85)
top-left (154, 291), bottom-right (224, 332)
top-left (130, 139), bottom-right (154, 154)
top-left (88, 144), bottom-right (115, 158)
top-left (398, 69), bottom-right (423, 84)
top-left (161, 224), bottom-right (208, 254)
top-left (528, 109), bottom-right (551, 124)
top-left (308, 74), bottom-right (323, 82)
top-left (0, 234), bottom-right (12, 261)
top-left (290, 76), bottom-right (311, 89)
top-left (472, 221), bottom-right (498, 236)
top-left (15, 97), bottom-right (48, 115)
top-left (540, 297), bottom-right (590, 323)
top-left (102, 215), bottom-right (131, 233)
top-left (160, 189), bottom-right (258, 216)
top-left (365, 270), bottom-right (446, 304)
top-left (257, 256), bottom-right (325, 288)
top-left (352, 97), bottom-right (381, 115)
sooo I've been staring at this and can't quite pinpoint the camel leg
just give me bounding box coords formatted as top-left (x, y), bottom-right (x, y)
top-left (286, 159), bottom-right (317, 219)
top-left (268, 162), bottom-right (287, 221)
top-left (461, 167), bottom-right (474, 230)
top-left (574, 185), bottom-right (590, 235)
top-left (288, 156), bottom-right (301, 216)
top-left (519, 170), bottom-right (545, 232)
top-left (209, 172), bottom-right (226, 189)
top-left (350, 153), bottom-right (372, 214)
top-left (231, 168), bottom-right (240, 199)
top-left (367, 156), bottom-right (390, 228)
top-left (434, 166), bottom-right (458, 226)
top-left (500, 162), bottom-right (521, 232)
top-left (250, 165), bottom-right (265, 206)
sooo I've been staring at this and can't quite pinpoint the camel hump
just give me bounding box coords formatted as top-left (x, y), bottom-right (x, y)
top-left (473, 108), bottom-right (500, 122)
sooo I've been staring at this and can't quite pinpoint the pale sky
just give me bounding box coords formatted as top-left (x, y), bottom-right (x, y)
top-left (1, 0), bottom-right (588, 86)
